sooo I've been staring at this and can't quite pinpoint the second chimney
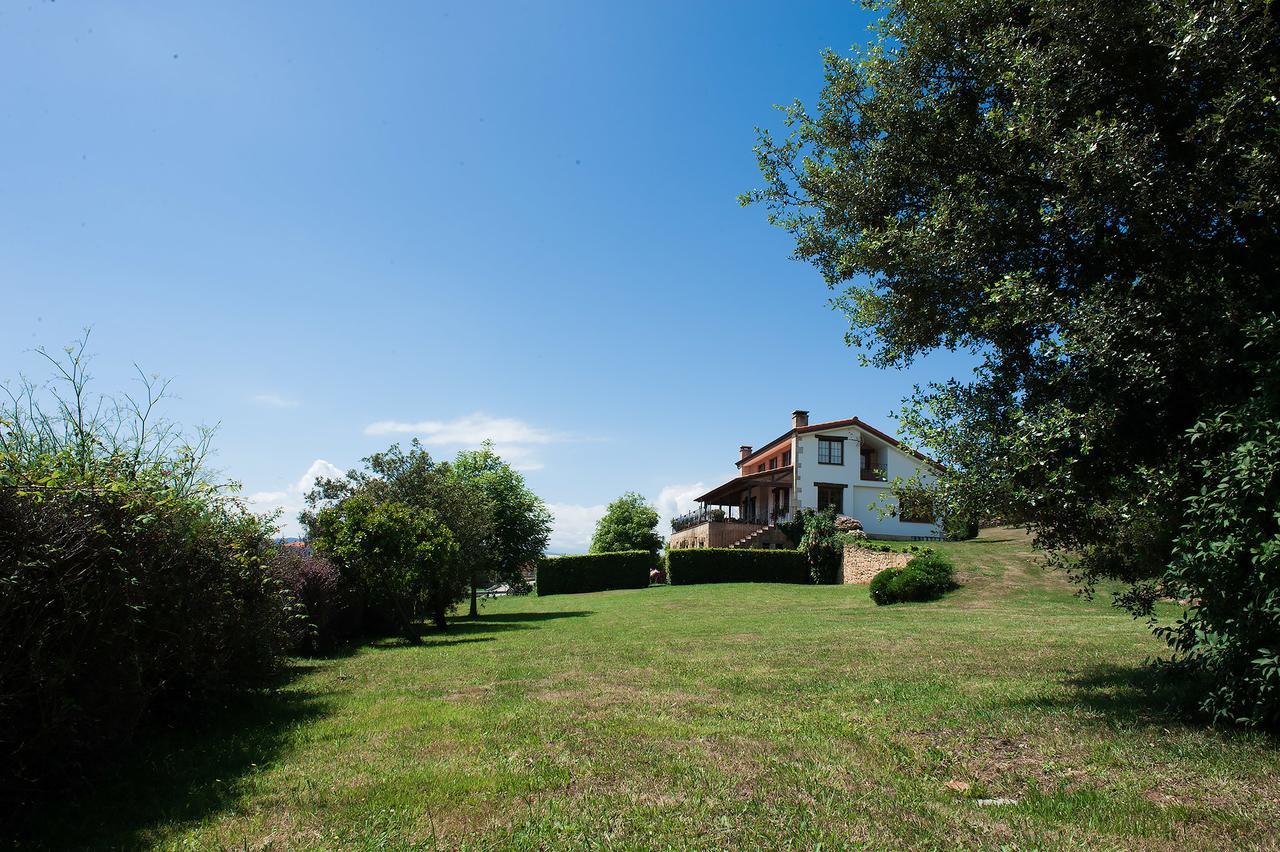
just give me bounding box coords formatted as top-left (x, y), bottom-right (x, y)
top-left (792, 409), bottom-right (809, 428)
top-left (739, 445), bottom-right (753, 460)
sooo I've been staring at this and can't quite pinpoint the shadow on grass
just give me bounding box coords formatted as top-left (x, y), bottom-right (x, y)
top-left (1002, 663), bottom-right (1280, 741)
top-left (14, 665), bottom-right (332, 849)
top-left (360, 610), bottom-right (596, 651)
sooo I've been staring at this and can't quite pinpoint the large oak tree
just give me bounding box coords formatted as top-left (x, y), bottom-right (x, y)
top-left (747, 0), bottom-right (1279, 724)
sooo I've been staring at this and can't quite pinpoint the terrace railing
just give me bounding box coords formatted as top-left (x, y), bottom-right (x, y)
top-left (671, 507), bottom-right (793, 532)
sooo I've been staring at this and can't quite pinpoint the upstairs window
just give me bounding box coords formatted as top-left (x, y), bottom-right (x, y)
top-left (768, 457), bottom-right (778, 470)
top-left (817, 437), bottom-right (844, 465)
top-left (783, 450), bottom-right (791, 466)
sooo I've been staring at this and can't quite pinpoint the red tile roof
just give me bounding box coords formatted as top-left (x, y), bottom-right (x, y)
top-left (735, 417), bottom-right (943, 471)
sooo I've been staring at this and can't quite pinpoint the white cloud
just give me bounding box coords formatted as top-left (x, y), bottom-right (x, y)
top-left (251, 393), bottom-right (299, 409)
top-left (654, 482), bottom-right (706, 530)
top-left (295, 459), bottom-right (344, 493)
top-left (364, 413), bottom-right (559, 444)
top-left (546, 502), bottom-right (606, 554)
top-left (362, 412), bottom-right (569, 471)
top-left (244, 458), bottom-right (343, 538)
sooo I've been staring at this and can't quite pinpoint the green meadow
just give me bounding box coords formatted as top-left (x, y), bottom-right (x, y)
top-left (24, 530), bottom-right (1280, 850)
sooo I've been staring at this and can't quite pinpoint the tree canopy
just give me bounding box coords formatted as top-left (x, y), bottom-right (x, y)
top-left (747, 0), bottom-right (1280, 724)
top-left (590, 492), bottom-right (663, 556)
top-left (450, 442), bottom-right (553, 613)
top-left (303, 441), bottom-right (493, 636)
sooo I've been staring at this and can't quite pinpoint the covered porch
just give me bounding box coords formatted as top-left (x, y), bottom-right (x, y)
top-left (681, 466), bottom-right (795, 529)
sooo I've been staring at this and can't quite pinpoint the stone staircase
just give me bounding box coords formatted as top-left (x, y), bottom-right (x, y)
top-left (731, 524), bottom-right (777, 549)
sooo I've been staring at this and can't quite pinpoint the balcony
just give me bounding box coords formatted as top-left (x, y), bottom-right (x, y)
top-left (860, 467), bottom-right (887, 482)
top-left (670, 506), bottom-right (792, 532)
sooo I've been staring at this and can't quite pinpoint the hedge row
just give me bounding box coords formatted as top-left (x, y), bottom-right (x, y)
top-left (536, 550), bottom-right (655, 595)
top-left (667, 548), bottom-right (810, 585)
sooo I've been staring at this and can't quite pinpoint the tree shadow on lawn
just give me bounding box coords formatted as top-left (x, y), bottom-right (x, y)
top-left (364, 610), bottom-right (595, 650)
top-left (1000, 663), bottom-right (1280, 742)
top-left (14, 665), bottom-right (333, 849)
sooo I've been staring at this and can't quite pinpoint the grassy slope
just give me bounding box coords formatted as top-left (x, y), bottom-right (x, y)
top-left (23, 530), bottom-right (1280, 850)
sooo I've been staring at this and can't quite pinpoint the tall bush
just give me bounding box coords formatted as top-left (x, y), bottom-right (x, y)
top-left (270, 548), bottom-right (354, 653)
top-left (799, 507), bottom-right (842, 584)
top-left (0, 338), bottom-right (299, 806)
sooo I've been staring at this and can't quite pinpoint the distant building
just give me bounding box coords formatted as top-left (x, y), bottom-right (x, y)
top-left (669, 410), bottom-right (942, 549)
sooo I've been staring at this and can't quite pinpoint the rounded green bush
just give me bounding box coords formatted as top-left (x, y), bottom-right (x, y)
top-left (869, 553), bottom-right (958, 605)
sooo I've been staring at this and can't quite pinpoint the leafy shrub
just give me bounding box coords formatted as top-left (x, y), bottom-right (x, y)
top-left (800, 507), bottom-right (842, 584)
top-left (537, 551), bottom-right (654, 595)
top-left (667, 548), bottom-right (810, 585)
top-left (0, 340), bottom-right (300, 807)
top-left (869, 553), bottom-right (958, 605)
top-left (776, 507), bottom-right (811, 546)
top-left (1144, 332), bottom-right (1280, 727)
top-left (270, 548), bottom-right (356, 653)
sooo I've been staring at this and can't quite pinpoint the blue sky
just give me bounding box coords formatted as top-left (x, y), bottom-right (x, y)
top-left (2, 1), bottom-right (973, 551)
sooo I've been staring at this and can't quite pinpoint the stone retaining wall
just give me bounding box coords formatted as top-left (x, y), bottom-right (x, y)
top-left (841, 544), bottom-right (910, 584)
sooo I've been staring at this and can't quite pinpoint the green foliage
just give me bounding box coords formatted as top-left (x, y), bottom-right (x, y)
top-left (667, 548), bottom-right (810, 585)
top-left (450, 442), bottom-right (552, 594)
top-left (536, 551), bottom-right (654, 596)
top-left (747, 0), bottom-right (1280, 723)
top-left (799, 506), bottom-right (842, 584)
top-left (0, 338), bottom-right (299, 806)
top-left (304, 441), bottom-right (488, 636)
top-left (776, 507), bottom-right (811, 546)
top-left (870, 553), bottom-right (958, 606)
top-left (1140, 318), bottom-right (1280, 727)
top-left (590, 492), bottom-right (662, 556)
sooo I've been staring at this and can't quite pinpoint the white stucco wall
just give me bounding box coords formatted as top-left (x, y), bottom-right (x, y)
top-left (793, 425), bottom-right (940, 540)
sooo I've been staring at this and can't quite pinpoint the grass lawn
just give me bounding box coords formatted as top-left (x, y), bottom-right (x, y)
top-left (19, 529), bottom-right (1280, 849)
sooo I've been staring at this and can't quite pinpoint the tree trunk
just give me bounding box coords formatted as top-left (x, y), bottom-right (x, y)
top-left (469, 569), bottom-right (478, 617)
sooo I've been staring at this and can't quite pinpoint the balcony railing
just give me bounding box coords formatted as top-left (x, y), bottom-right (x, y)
top-left (671, 507), bottom-right (793, 532)
top-left (860, 468), bottom-right (887, 482)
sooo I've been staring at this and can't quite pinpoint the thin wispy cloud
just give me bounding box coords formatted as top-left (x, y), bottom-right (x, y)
top-left (251, 393), bottom-right (299, 409)
top-left (364, 413), bottom-right (561, 444)
top-left (362, 412), bottom-right (573, 471)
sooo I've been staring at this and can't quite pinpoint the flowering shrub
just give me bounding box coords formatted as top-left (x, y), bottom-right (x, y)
top-left (270, 548), bottom-right (356, 653)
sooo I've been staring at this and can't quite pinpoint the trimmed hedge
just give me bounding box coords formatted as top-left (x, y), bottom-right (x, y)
top-left (536, 551), bottom-right (654, 595)
top-left (667, 548), bottom-right (810, 585)
top-left (869, 552), bottom-right (958, 605)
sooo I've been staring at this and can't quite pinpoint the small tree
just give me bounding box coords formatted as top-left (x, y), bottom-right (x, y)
top-left (590, 492), bottom-right (662, 556)
top-left (303, 441), bottom-right (492, 636)
top-left (450, 442), bottom-right (553, 616)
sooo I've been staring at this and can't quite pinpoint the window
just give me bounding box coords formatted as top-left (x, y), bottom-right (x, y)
top-left (768, 457), bottom-right (778, 470)
top-left (756, 463), bottom-right (765, 473)
top-left (817, 484), bottom-right (844, 513)
top-left (783, 450), bottom-right (791, 466)
top-left (817, 437), bottom-right (844, 465)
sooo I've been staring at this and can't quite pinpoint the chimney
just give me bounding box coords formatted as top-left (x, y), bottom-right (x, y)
top-left (739, 445), bottom-right (753, 460)
top-left (792, 410), bottom-right (809, 429)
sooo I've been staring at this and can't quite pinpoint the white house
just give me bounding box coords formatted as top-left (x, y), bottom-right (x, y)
top-left (668, 410), bottom-right (942, 549)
